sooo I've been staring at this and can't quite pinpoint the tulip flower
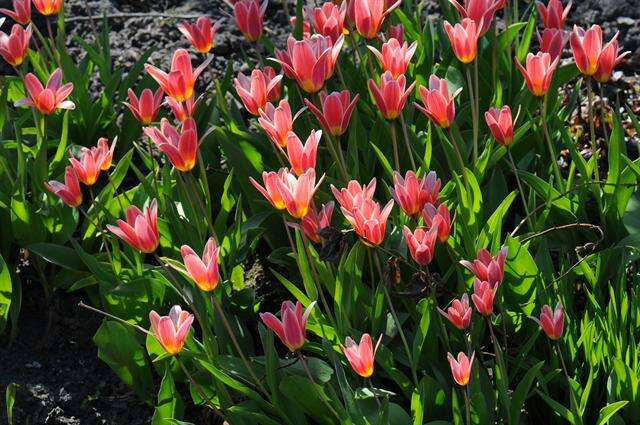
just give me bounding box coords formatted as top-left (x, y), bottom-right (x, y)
top-left (275, 35), bottom-right (344, 94)
top-left (331, 178), bottom-right (376, 212)
top-left (124, 88), bottom-right (163, 125)
top-left (234, 67), bottom-right (283, 115)
top-left (251, 168), bottom-right (321, 218)
top-left (15, 68), bottom-right (75, 114)
top-left (403, 226), bottom-right (438, 266)
top-left (484, 106), bottom-right (514, 147)
top-left (387, 24), bottom-right (404, 44)
top-left (537, 28), bottom-right (567, 61)
top-left (460, 246), bottom-right (508, 286)
top-left (0, 23), bottom-right (30, 67)
top-left (536, 0), bottom-right (571, 29)
top-left (392, 170), bottom-right (441, 218)
top-left (308, 2), bottom-right (347, 43)
top-left (415, 75), bottom-right (460, 128)
top-left (178, 17), bottom-right (221, 54)
top-left (342, 198), bottom-right (393, 246)
top-left (286, 130), bottom-right (321, 176)
top-left (44, 166), bottom-right (82, 208)
top-left (304, 90), bottom-right (359, 137)
top-left (145, 49), bottom-right (212, 103)
top-left (260, 300), bottom-right (316, 352)
top-left (369, 71), bottom-right (415, 120)
top-left (68, 148), bottom-right (103, 186)
top-left (471, 279), bottom-right (497, 315)
top-left (301, 202), bottom-right (334, 243)
top-left (438, 294), bottom-right (472, 330)
top-left (593, 33), bottom-right (629, 83)
top-left (258, 100), bottom-right (297, 148)
top-left (234, 0), bottom-right (267, 42)
top-left (353, 0), bottom-right (400, 39)
top-left (422, 202), bottom-right (451, 243)
top-left (444, 18), bottom-right (480, 64)
top-left (32, 0), bottom-right (61, 15)
top-left (180, 238), bottom-right (220, 292)
top-left (250, 170), bottom-right (287, 211)
top-left (368, 38), bottom-right (418, 79)
top-left (341, 333), bottom-right (382, 378)
top-left (262, 66), bottom-right (282, 102)
top-left (0, 0), bottom-right (30, 24)
top-left (447, 351), bottom-right (475, 386)
top-left (149, 306), bottom-right (194, 355)
top-left (449, 0), bottom-right (501, 35)
top-left (533, 302), bottom-right (564, 340)
top-left (107, 199), bottom-right (159, 253)
top-left (144, 118), bottom-right (200, 172)
top-left (166, 95), bottom-right (199, 122)
top-left (570, 25), bottom-right (628, 79)
top-left (515, 52), bottom-right (559, 97)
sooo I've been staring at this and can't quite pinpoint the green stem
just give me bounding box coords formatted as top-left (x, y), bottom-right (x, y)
top-left (507, 149), bottom-right (534, 231)
top-left (399, 114), bottom-right (417, 170)
top-left (465, 65), bottom-right (478, 164)
top-left (556, 344), bottom-right (582, 424)
top-left (540, 94), bottom-right (563, 189)
top-left (390, 120), bottom-right (401, 171)
top-left (446, 128), bottom-right (472, 205)
top-left (598, 83), bottom-right (609, 144)
top-left (464, 385), bottom-right (471, 425)
top-left (299, 353), bottom-right (341, 421)
top-left (586, 78), bottom-right (599, 182)
top-left (177, 357), bottom-right (218, 411)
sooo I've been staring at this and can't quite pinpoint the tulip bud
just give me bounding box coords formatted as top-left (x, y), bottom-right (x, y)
top-left (341, 333), bottom-right (383, 378)
top-left (44, 166), bottom-right (83, 208)
top-left (484, 106), bottom-right (514, 147)
top-left (533, 302), bottom-right (564, 340)
top-left (536, 0), bottom-right (571, 29)
top-left (305, 90), bottom-right (359, 137)
top-left (438, 294), bottom-right (472, 330)
top-left (107, 199), bottom-right (159, 253)
top-left (471, 278), bottom-right (497, 316)
top-left (234, 0), bottom-right (267, 42)
top-left (443, 18), bottom-right (480, 64)
top-left (260, 301), bottom-right (316, 352)
top-left (447, 351), bottom-right (475, 386)
top-left (403, 226), bottom-right (438, 266)
top-left (368, 71), bottom-right (415, 120)
top-left (422, 202), bottom-right (451, 243)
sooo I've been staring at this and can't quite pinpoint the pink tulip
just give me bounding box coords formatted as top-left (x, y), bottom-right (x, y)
top-left (258, 100), bottom-right (297, 148)
top-left (593, 33), bottom-right (629, 83)
top-left (32, 0), bottom-right (61, 15)
top-left (0, 23), bottom-right (30, 67)
top-left (392, 170), bottom-right (441, 218)
top-left (180, 238), bottom-right (220, 292)
top-left (341, 333), bottom-right (382, 378)
top-left (415, 75), bottom-right (460, 128)
top-left (536, 0), bottom-right (571, 29)
top-left (124, 88), bottom-right (163, 125)
top-left (422, 202), bottom-right (451, 243)
top-left (179, 17), bottom-right (221, 54)
top-left (290, 16), bottom-right (311, 38)
top-left (342, 198), bottom-right (393, 246)
top-left (447, 351), bottom-right (474, 386)
top-left (304, 90), bottom-right (359, 137)
top-left (250, 170), bottom-right (287, 211)
top-left (145, 49), bottom-right (212, 103)
top-left (449, 0), bottom-right (502, 35)
top-left (107, 199), bottom-right (159, 253)
top-left (144, 118), bottom-right (199, 172)
top-left (44, 166), bottom-right (82, 208)
top-left (331, 178), bottom-right (376, 212)
top-left (286, 130), bottom-right (321, 176)
top-left (444, 18), bottom-right (481, 64)
top-left (369, 71), bottom-right (415, 120)
top-left (515, 52), bottom-right (559, 97)
top-left (149, 306), bottom-right (194, 355)
top-left (353, 0), bottom-right (400, 39)
top-left (301, 202), bottom-right (334, 243)
top-left (0, 0), bottom-right (31, 25)
top-left (166, 95), bottom-right (199, 122)
top-left (533, 302), bottom-right (564, 340)
top-left (308, 2), bottom-right (347, 43)
top-left (403, 226), bottom-right (438, 266)
top-left (260, 300), bottom-right (316, 352)
top-left (234, 0), bottom-right (267, 42)
top-left (570, 25), bottom-right (629, 79)
top-left (94, 137), bottom-right (117, 171)
top-left (368, 38), bottom-right (418, 79)
top-left (484, 105), bottom-right (514, 147)
top-left (68, 148), bottom-right (103, 187)
top-left (438, 294), bottom-right (472, 330)
top-left (387, 24), bottom-right (404, 44)
top-left (471, 279), bottom-right (497, 315)
top-left (460, 246), bottom-right (508, 286)
top-left (15, 68), bottom-right (75, 115)
top-left (537, 28), bottom-right (567, 61)
top-left (234, 67), bottom-right (283, 115)
top-left (251, 168), bottom-right (321, 218)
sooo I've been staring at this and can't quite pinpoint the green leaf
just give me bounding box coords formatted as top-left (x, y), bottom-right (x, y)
top-left (28, 243), bottom-right (85, 270)
top-left (279, 375), bottom-right (340, 425)
top-left (596, 401), bottom-right (628, 425)
top-left (152, 365), bottom-right (184, 425)
top-left (5, 382), bottom-right (17, 425)
top-left (536, 390), bottom-right (576, 423)
top-left (509, 360), bottom-right (544, 424)
top-left (0, 254), bottom-right (12, 333)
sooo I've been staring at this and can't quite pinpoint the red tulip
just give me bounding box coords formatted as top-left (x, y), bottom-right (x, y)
top-left (331, 178), bottom-right (377, 212)
top-left (471, 278), bottom-right (497, 315)
top-left (0, 0), bottom-right (31, 25)
top-left (145, 49), bottom-right (212, 103)
top-left (93, 137), bottom-right (117, 171)
top-left (258, 100), bottom-right (297, 148)
top-left (286, 130), bottom-right (321, 176)
top-left (107, 199), bottom-right (159, 253)
top-left (15, 68), bottom-right (75, 115)
top-left (536, 0), bottom-right (571, 29)
top-left (341, 333), bottom-right (382, 378)
top-left (449, 0), bottom-right (502, 35)
top-left (301, 201), bottom-right (334, 243)
top-left (368, 71), bottom-right (415, 120)
top-left (144, 118), bottom-right (199, 172)
top-left (368, 38), bottom-right (417, 79)
top-left (234, 67), bottom-right (283, 115)
top-left (166, 95), bottom-right (199, 122)
top-left (422, 202), bottom-right (451, 243)
top-left (415, 75), bottom-right (460, 128)
top-left (484, 105), bottom-right (514, 146)
top-left (32, 0), bottom-right (61, 15)
top-left (0, 23), bottom-right (30, 67)
top-left (515, 52), bottom-right (559, 97)
top-left (304, 90), bottom-right (359, 137)
top-left (460, 246), bottom-right (508, 286)
top-left (180, 237), bottom-right (220, 292)
top-left (343, 198), bottom-right (393, 246)
top-left (309, 2), bottom-right (347, 43)
top-left (403, 226), bottom-right (438, 266)
top-left (179, 17), bottom-right (221, 54)
top-left (68, 148), bottom-right (103, 186)
top-left (537, 28), bottom-right (567, 61)
top-left (387, 24), bottom-right (404, 44)
top-left (260, 300), bottom-right (316, 352)
top-left (570, 25), bottom-right (629, 80)
top-left (250, 169), bottom-right (287, 211)
top-left (263, 66), bottom-right (283, 101)
top-left (149, 306), bottom-right (194, 355)
top-left (353, 0), bottom-right (400, 39)
top-left (593, 33), bottom-right (629, 83)
top-left (533, 302), bottom-right (564, 340)
top-left (44, 166), bottom-right (82, 208)
top-left (234, 0), bottom-right (267, 42)
top-left (392, 171), bottom-right (441, 218)
top-left (447, 351), bottom-right (474, 386)
top-left (438, 294), bottom-right (472, 330)
top-left (444, 18), bottom-right (480, 64)
top-left (124, 88), bottom-right (163, 125)
top-left (251, 168), bottom-right (321, 218)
